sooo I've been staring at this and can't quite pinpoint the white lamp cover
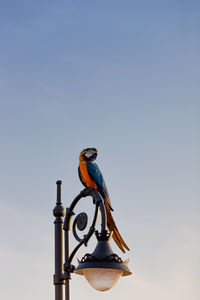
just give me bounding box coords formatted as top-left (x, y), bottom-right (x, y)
top-left (83, 268), bottom-right (123, 291)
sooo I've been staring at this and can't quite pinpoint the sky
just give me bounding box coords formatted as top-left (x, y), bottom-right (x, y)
top-left (0, 1), bottom-right (200, 299)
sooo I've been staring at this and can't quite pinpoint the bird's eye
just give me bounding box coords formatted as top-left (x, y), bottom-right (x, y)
top-left (85, 150), bottom-right (95, 158)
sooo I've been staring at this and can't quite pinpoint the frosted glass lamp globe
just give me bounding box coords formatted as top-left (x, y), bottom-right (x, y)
top-left (83, 268), bottom-right (123, 291)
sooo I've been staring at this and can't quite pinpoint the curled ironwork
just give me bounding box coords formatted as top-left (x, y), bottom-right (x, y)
top-left (80, 253), bottom-right (123, 264)
top-left (63, 187), bottom-right (107, 271)
top-left (72, 212), bottom-right (88, 243)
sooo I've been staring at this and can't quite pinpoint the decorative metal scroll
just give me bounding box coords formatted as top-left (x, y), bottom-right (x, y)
top-left (63, 187), bottom-right (106, 269)
top-left (72, 212), bottom-right (88, 243)
top-left (80, 253), bottom-right (123, 264)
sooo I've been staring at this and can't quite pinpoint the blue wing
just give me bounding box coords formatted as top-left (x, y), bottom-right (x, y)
top-left (86, 161), bottom-right (113, 211)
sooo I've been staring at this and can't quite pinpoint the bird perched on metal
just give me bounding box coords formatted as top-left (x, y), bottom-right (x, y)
top-left (78, 147), bottom-right (129, 253)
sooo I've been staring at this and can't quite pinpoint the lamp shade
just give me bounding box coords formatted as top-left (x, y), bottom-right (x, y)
top-left (75, 231), bottom-right (132, 291)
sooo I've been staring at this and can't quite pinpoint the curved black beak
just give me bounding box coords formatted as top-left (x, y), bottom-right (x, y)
top-left (90, 152), bottom-right (97, 161)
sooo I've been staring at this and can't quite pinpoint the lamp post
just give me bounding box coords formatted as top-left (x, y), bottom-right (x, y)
top-left (53, 180), bottom-right (132, 300)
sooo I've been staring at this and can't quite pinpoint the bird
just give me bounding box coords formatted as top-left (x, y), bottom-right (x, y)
top-left (78, 147), bottom-right (129, 253)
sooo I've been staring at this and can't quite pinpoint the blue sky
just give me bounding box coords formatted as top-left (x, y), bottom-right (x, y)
top-left (0, 1), bottom-right (199, 300)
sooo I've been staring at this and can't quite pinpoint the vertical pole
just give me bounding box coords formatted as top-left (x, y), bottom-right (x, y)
top-left (65, 228), bottom-right (70, 300)
top-left (53, 180), bottom-right (65, 300)
top-left (63, 206), bottom-right (74, 300)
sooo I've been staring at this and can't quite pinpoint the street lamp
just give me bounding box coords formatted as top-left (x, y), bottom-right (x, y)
top-left (53, 180), bottom-right (132, 300)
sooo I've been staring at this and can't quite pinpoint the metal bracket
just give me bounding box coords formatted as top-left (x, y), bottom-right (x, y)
top-left (53, 274), bottom-right (65, 285)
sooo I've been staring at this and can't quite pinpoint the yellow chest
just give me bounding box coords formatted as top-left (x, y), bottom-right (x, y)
top-left (79, 161), bottom-right (98, 189)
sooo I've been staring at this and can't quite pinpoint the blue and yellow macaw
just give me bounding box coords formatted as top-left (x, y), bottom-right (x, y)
top-left (78, 147), bottom-right (129, 253)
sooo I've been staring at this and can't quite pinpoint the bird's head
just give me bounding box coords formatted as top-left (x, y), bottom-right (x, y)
top-left (79, 147), bottom-right (98, 161)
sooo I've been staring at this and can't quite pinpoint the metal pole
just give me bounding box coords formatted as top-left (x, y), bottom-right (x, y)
top-left (65, 228), bottom-right (70, 300)
top-left (64, 206), bottom-right (74, 300)
top-left (53, 181), bottom-right (65, 300)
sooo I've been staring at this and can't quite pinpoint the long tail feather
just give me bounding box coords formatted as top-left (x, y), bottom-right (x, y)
top-left (112, 231), bottom-right (126, 253)
top-left (105, 201), bottom-right (130, 252)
